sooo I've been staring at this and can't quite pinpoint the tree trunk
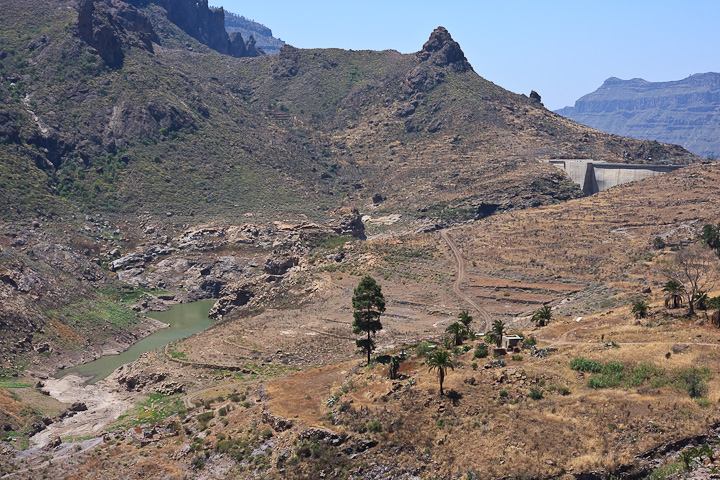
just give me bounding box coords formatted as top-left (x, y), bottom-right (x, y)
top-left (439, 370), bottom-right (444, 395)
top-left (688, 293), bottom-right (696, 316)
top-left (367, 330), bottom-right (371, 364)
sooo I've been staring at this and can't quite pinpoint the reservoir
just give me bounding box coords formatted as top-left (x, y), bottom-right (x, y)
top-left (56, 300), bottom-right (214, 384)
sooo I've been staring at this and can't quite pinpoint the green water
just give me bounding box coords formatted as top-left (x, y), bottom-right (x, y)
top-left (56, 300), bottom-right (214, 384)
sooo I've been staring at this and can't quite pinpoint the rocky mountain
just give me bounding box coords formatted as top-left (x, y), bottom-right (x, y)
top-left (2, 1), bottom-right (720, 476)
top-left (0, 0), bottom-right (698, 226)
top-left (556, 73), bottom-right (720, 159)
top-left (224, 10), bottom-right (285, 55)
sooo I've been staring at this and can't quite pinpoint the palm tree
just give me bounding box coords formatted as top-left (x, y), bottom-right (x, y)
top-left (490, 319), bottom-right (506, 347)
top-left (632, 299), bottom-right (649, 319)
top-left (458, 310), bottom-right (473, 328)
top-left (531, 305), bottom-right (552, 327)
top-left (445, 322), bottom-right (469, 346)
top-left (389, 356), bottom-right (400, 379)
top-left (426, 349), bottom-right (455, 395)
top-left (662, 280), bottom-right (684, 309)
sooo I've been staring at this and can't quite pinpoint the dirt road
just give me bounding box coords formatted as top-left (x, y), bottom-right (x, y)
top-left (441, 230), bottom-right (493, 332)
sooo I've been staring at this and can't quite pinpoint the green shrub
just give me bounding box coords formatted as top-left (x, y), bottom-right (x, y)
top-left (474, 344), bottom-right (488, 359)
top-left (570, 357), bottom-right (602, 373)
top-left (627, 363), bottom-right (664, 387)
top-left (602, 361), bottom-right (624, 376)
top-left (498, 390), bottom-right (508, 397)
top-left (686, 374), bottom-right (708, 399)
top-left (529, 388), bottom-right (543, 400)
top-left (415, 342), bottom-right (435, 357)
top-left (523, 336), bottom-right (537, 347)
top-left (671, 366), bottom-right (711, 398)
top-left (557, 387), bottom-right (570, 396)
top-left (191, 455), bottom-right (205, 470)
top-left (196, 412), bottom-right (214, 423)
top-left (511, 355), bottom-right (523, 361)
top-left (367, 421), bottom-right (382, 433)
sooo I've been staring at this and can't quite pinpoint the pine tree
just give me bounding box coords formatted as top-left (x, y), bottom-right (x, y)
top-left (352, 276), bottom-right (385, 364)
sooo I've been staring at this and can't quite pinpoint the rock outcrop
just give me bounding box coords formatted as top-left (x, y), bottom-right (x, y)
top-left (556, 73), bottom-right (720, 159)
top-left (77, 0), bottom-right (157, 67)
top-left (416, 26), bottom-right (472, 73)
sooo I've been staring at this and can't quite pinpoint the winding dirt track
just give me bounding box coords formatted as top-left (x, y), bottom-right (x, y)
top-left (441, 230), bottom-right (493, 332)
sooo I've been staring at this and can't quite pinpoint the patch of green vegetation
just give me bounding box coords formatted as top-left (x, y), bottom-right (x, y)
top-left (569, 357), bottom-right (602, 373)
top-left (573, 358), bottom-right (710, 399)
top-left (626, 363), bottom-right (665, 387)
top-left (46, 298), bottom-right (139, 338)
top-left (111, 393), bottom-right (185, 430)
top-left (316, 234), bottom-right (355, 250)
top-left (0, 380), bottom-right (32, 389)
top-left (97, 285), bottom-right (151, 304)
top-left (61, 435), bottom-right (94, 443)
top-left (167, 347), bottom-right (187, 360)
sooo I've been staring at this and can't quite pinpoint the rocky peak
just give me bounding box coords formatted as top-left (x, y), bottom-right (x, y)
top-left (245, 35), bottom-right (262, 57)
top-left (228, 31), bottom-right (247, 57)
top-left (416, 26), bottom-right (472, 73)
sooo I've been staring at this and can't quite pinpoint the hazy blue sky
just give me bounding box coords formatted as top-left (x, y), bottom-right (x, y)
top-left (217, 1), bottom-right (718, 110)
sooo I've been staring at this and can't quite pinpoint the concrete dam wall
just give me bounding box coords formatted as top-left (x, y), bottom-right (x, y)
top-left (546, 159), bottom-right (681, 195)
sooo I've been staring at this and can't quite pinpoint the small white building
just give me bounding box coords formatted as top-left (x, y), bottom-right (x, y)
top-left (501, 335), bottom-right (523, 350)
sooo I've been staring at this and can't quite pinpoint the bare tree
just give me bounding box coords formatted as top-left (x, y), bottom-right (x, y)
top-left (659, 243), bottom-right (719, 316)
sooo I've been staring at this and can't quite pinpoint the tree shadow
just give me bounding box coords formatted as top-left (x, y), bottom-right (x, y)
top-left (445, 389), bottom-right (462, 406)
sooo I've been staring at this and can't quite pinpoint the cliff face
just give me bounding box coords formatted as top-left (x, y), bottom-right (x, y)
top-left (556, 73), bottom-right (720, 159)
top-left (123, 0), bottom-right (263, 58)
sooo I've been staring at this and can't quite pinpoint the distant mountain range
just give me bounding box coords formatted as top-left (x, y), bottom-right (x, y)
top-left (223, 10), bottom-right (284, 55)
top-left (556, 73), bottom-right (720, 159)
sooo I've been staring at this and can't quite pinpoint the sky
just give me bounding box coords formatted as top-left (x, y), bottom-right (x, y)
top-left (216, 0), bottom-right (718, 111)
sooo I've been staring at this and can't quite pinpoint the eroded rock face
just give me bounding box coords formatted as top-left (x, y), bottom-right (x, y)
top-left (209, 281), bottom-right (255, 319)
top-left (263, 256), bottom-right (298, 276)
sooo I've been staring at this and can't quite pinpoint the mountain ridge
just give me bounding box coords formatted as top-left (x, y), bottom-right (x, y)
top-left (556, 72), bottom-right (720, 159)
